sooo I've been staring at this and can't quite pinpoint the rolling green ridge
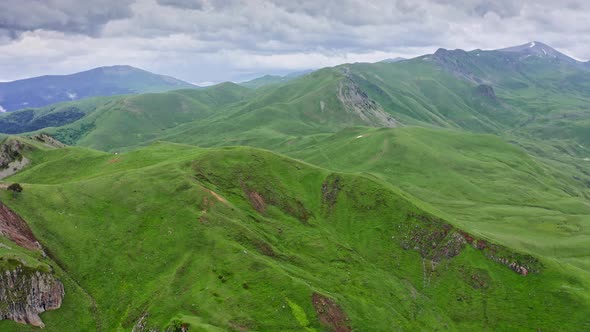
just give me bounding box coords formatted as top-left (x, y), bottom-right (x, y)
top-left (0, 42), bottom-right (589, 330)
top-left (4, 44), bottom-right (590, 155)
top-left (1, 141), bottom-right (589, 331)
top-left (289, 127), bottom-right (590, 273)
top-left (42, 83), bottom-right (251, 151)
top-left (239, 75), bottom-right (289, 89)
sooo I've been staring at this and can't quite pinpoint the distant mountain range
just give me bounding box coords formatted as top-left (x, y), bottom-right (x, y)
top-left (2, 42), bottom-right (585, 113)
top-left (1, 41), bottom-right (588, 148)
top-left (0, 65), bottom-right (196, 112)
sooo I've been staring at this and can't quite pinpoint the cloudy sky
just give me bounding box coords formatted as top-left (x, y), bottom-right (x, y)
top-left (1, 0), bottom-right (589, 84)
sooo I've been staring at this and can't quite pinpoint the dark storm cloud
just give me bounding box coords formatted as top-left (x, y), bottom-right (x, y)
top-left (0, 0), bottom-right (134, 38)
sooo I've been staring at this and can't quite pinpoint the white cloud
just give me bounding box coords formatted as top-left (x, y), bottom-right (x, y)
top-left (0, 0), bottom-right (589, 82)
top-left (193, 81), bottom-right (217, 86)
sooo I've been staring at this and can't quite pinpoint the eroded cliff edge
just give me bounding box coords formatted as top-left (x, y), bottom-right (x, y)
top-left (0, 202), bottom-right (65, 328)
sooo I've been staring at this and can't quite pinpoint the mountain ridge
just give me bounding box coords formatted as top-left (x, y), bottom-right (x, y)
top-left (0, 65), bottom-right (196, 112)
top-left (1, 139), bottom-right (588, 330)
top-left (0, 39), bottom-right (590, 330)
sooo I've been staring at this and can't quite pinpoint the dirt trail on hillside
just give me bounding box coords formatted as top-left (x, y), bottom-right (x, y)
top-left (207, 189), bottom-right (228, 204)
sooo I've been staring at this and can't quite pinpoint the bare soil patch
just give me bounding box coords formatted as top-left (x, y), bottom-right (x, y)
top-left (247, 191), bottom-right (266, 213)
top-left (0, 202), bottom-right (42, 251)
top-left (311, 292), bottom-right (351, 332)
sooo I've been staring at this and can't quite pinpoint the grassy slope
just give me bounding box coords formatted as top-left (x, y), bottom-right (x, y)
top-left (41, 83), bottom-right (252, 151)
top-left (1, 143), bottom-right (588, 331)
top-left (290, 126), bottom-right (590, 273)
top-left (345, 60), bottom-right (516, 133)
top-left (0, 50), bottom-right (588, 330)
top-left (424, 49), bottom-right (590, 146)
top-left (134, 68), bottom-right (368, 150)
top-left (0, 236), bottom-right (99, 331)
top-left (20, 66), bottom-right (384, 152)
top-left (6, 52), bottom-right (589, 156)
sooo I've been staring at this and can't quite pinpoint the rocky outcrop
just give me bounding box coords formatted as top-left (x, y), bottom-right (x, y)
top-left (27, 133), bottom-right (66, 149)
top-left (0, 134), bottom-right (64, 179)
top-left (0, 202), bottom-right (65, 327)
top-left (132, 312), bottom-right (190, 332)
top-left (475, 84), bottom-right (497, 100)
top-left (403, 212), bottom-right (541, 277)
top-left (132, 313), bottom-right (153, 332)
top-left (0, 139), bottom-right (29, 179)
top-left (337, 68), bottom-right (397, 128)
top-left (0, 264), bottom-right (65, 328)
top-left (321, 174), bottom-right (342, 213)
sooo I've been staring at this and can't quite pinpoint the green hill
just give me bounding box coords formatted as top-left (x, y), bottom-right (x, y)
top-left (290, 126), bottom-right (590, 273)
top-left (3, 43), bottom-right (590, 154)
top-left (239, 75), bottom-right (288, 89)
top-left (14, 82), bottom-right (252, 151)
top-left (1, 141), bottom-right (588, 331)
top-left (0, 42), bottom-right (589, 330)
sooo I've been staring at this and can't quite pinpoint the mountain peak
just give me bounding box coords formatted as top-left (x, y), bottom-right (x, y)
top-left (499, 41), bottom-right (552, 52)
top-left (496, 41), bottom-right (576, 63)
top-left (87, 65), bottom-right (145, 75)
top-left (0, 66), bottom-right (194, 111)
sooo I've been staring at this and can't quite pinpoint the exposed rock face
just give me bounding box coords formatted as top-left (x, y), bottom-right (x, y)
top-left (0, 202), bottom-right (42, 251)
top-left (475, 84), bottom-right (497, 100)
top-left (0, 139), bottom-right (29, 179)
top-left (27, 133), bottom-right (66, 149)
top-left (0, 202), bottom-right (65, 327)
top-left (0, 265), bottom-right (65, 328)
top-left (321, 174), bottom-right (342, 213)
top-left (337, 69), bottom-right (397, 128)
top-left (403, 212), bottom-right (541, 277)
top-left (132, 313), bottom-right (152, 332)
top-left (0, 139), bottom-right (25, 168)
top-left (0, 134), bottom-right (64, 179)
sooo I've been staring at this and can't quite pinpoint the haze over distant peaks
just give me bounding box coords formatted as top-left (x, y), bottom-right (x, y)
top-left (496, 41), bottom-right (579, 63)
top-left (380, 57), bottom-right (407, 63)
top-left (240, 69), bottom-right (314, 89)
top-left (0, 65), bottom-right (196, 112)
